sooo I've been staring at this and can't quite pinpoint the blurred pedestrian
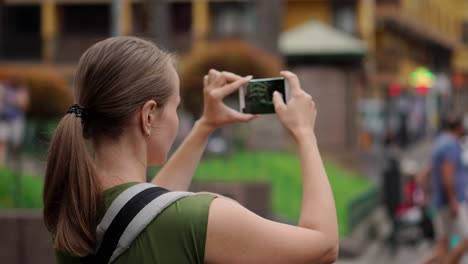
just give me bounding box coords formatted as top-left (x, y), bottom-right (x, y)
top-left (415, 164), bottom-right (436, 241)
top-left (0, 78), bottom-right (29, 166)
top-left (420, 114), bottom-right (467, 264)
top-left (382, 131), bottom-right (402, 253)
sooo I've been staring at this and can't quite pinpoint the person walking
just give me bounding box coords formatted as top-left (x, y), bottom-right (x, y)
top-left (43, 37), bottom-right (338, 264)
top-left (421, 114), bottom-right (467, 264)
top-left (0, 78), bottom-right (29, 166)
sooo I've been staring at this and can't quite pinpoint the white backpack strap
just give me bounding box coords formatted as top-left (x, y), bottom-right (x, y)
top-left (96, 183), bottom-right (155, 246)
top-left (109, 191), bottom-right (194, 262)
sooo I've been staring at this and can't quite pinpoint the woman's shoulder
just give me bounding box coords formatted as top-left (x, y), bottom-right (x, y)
top-left (102, 183), bottom-right (217, 233)
top-left (175, 192), bottom-right (217, 210)
top-left (153, 192), bottom-right (217, 228)
top-left (115, 193), bottom-right (217, 263)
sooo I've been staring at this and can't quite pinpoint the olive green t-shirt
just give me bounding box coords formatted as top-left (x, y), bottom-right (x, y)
top-left (55, 182), bottom-right (216, 264)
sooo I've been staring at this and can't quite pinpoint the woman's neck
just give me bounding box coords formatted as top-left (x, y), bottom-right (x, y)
top-left (94, 137), bottom-right (148, 191)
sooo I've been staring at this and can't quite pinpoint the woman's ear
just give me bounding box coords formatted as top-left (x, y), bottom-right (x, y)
top-left (140, 100), bottom-right (158, 137)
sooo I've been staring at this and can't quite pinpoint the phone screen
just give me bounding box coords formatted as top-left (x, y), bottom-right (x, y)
top-left (241, 78), bottom-right (287, 114)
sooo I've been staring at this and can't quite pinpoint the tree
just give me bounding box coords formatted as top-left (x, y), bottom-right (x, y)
top-left (179, 38), bottom-right (283, 116)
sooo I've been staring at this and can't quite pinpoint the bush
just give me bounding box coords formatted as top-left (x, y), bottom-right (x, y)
top-left (179, 39), bottom-right (283, 115)
top-left (0, 66), bottom-right (73, 119)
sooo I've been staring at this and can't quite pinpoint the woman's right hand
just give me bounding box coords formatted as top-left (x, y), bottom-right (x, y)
top-left (205, 74), bottom-right (338, 264)
top-left (273, 71), bottom-right (317, 142)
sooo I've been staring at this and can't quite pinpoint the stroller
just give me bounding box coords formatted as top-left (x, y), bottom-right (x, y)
top-left (394, 177), bottom-right (434, 244)
top-left (383, 158), bottom-right (434, 253)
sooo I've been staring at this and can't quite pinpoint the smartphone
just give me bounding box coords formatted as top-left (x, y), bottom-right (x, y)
top-left (239, 77), bottom-right (290, 114)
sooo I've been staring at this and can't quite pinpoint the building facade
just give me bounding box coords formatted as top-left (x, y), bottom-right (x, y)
top-left (283, 0), bottom-right (468, 136)
top-left (2, 0), bottom-right (467, 147)
top-left (0, 0), bottom-right (282, 67)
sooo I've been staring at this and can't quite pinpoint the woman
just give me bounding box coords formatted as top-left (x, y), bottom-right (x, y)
top-left (43, 37), bottom-right (338, 264)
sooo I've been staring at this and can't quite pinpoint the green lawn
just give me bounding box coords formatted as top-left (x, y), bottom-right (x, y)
top-left (0, 167), bottom-right (43, 208)
top-left (0, 151), bottom-right (373, 236)
top-left (193, 152), bottom-right (373, 236)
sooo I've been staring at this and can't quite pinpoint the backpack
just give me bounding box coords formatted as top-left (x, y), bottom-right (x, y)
top-left (81, 183), bottom-right (194, 264)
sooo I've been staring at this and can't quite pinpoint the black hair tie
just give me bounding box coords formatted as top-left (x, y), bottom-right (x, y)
top-left (67, 104), bottom-right (88, 119)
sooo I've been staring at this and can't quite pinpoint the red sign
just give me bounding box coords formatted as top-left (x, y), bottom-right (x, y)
top-left (416, 85), bottom-right (430, 96)
top-left (388, 82), bottom-right (402, 97)
top-left (453, 73), bottom-right (466, 89)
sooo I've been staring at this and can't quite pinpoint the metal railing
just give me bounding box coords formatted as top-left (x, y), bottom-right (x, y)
top-left (347, 187), bottom-right (379, 233)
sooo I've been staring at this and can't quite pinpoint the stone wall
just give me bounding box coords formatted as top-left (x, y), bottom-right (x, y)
top-left (190, 182), bottom-right (272, 219)
top-left (0, 210), bottom-right (55, 264)
top-left (0, 182), bottom-right (272, 264)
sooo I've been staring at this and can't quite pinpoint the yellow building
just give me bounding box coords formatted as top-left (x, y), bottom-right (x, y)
top-left (284, 0), bottom-right (332, 30)
top-left (0, 0), bottom-right (282, 68)
top-left (3, 0), bottom-right (468, 91)
top-left (283, 0), bottom-right (468, 84)
top-left (452, 0), bottom-right (468, 72)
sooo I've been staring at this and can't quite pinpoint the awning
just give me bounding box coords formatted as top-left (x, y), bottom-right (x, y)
top-left (279, 20), bottom-right (367, 57)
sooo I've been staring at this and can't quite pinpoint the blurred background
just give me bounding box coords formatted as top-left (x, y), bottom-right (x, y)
top-left (0, 0), bottom-right (468, 263)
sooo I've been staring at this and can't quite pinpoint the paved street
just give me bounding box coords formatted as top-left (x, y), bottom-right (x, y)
top-left (337, 241), bottom-right (431, 264)
top-left (337, 240), bottom-right (468, 264)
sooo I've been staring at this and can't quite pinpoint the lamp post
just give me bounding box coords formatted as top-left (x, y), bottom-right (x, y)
top-left (146, 0), bottom-right (171, 49)
top-left (111, 0), bottom-right (123, 36)
top-left (0, 0), bottom-right (3, 59)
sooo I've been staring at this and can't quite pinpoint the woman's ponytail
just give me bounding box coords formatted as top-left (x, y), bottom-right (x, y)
top-left (43, 113), bottom-right (100, 256)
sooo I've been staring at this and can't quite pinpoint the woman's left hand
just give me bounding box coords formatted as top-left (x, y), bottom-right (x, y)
top-left (199, 69), bottom-right (258, 130)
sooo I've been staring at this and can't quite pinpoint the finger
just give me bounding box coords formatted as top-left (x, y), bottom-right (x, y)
top-left (213, 70), bottom-right (226, 87)
top-left (203, 75), bottom-right (208, 87)
top-left (221, 71), bottom-right (243, 82)
top-left (280, 71), bottom-right (302, 96)
top-left (217, 76), bottom-right (252, 98)
top-left (207, 69), bottom-right (220, 85)
top-left (272, 91), bottom-right (286, 112)
top-left (230, 110), bottom-right (259, 123)
top-left (217, 76), bottom-right (227, 87)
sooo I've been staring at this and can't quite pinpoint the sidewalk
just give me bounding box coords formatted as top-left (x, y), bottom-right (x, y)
top-left (336, 240), bottom-right (433, 264)
top-left (337, 239), bottom-right (468, 264)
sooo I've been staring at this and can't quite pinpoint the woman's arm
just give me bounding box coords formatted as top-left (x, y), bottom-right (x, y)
top-left (273, 71), bottom-right (338, 241)
top-left (204, 71), bottom-right (338, 264)
top-left (152, 70), bottom-right (257, 191)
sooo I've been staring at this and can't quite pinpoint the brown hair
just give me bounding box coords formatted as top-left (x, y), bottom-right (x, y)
top-left (43, 37), bottom-right (174, 256)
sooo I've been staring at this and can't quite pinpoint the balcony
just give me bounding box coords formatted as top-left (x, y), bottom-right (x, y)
top-left (376, 4), bottom-right (461, 50)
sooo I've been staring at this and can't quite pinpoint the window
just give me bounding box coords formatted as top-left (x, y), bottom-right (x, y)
top-left (2, 5), bottom-right (41, 60)
top-left (333, 2), bottom-right (356, 35)
top-left (210, 2), bottom-right (252, 39)
top-left (171, 3), bottom-right (192, 34)
top-left (61, 4), bottom-right (110, 35)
